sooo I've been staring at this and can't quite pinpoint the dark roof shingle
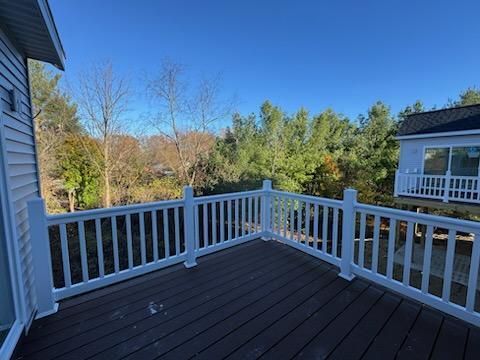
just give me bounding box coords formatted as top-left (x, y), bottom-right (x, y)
top-left (398, 104), bottom-right (480, 136)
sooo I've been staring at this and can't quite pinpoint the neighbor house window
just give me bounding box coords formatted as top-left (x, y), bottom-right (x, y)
top-left (424, 147), bottom-right (449, 175)
top-left (451, 146), bottom-right (480, 176)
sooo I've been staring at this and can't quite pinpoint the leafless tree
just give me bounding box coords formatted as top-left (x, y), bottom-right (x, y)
top-left (76, 61), bottom-right (130, 207)
top-left (146, 59), bottom-right (233, 188)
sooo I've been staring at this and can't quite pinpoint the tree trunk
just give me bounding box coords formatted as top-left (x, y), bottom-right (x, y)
top-left (104, 169), bottom-right (111, 208)
top-left (68, 190), bottom-right (75, 212)
top-left (104, 140), bottom-right (112, 208)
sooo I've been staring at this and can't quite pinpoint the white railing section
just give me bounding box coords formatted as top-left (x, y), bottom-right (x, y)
top-left (395, 171), bottom-right (480, 203)
top-left (268, 190), bottom-right (343, 267)
top-left (28, 180), bottom-right (480, 326)
top-left (43, 198), bottom-right (186, 301)
top-left (352, 203), bottom-right (480, 326)
top-left (193, 189), bottom-right (264, 256)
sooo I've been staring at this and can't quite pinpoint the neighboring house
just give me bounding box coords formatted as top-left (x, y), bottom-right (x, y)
top-left (394, 104), bottom-right (480, 212)
top-left (0, 0), bottom-right (64, 358)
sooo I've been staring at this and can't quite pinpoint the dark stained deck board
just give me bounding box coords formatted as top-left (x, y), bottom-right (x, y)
top-left (23, 241), bottom-right (292, 350)
top-left (262, 285), bottom-right (385, 360)
top-left (465, 326), bottom-right (480, 360)
top-left (16, 239), bottom-right (480, 360)
top-left (430, 318), bottom-right (469, 360)
top-left (226, 280), bottom-right (370, 360)
top-left (89, 250), bottom-right (325, 359)
top-left (22, 241), bottom-right (291, 354)
top-left (361, 300), bottom-right (422, 360)
top-left (396, 308), bottom-right (444, 360)
top-left (160, 270), bottom-right (340, 360)
top-left (30, 240), bottom-right (271, 329)
top-left (310, 292), bottom-right (402, 360)
top-left (24, 242), bottom-right (310, 358)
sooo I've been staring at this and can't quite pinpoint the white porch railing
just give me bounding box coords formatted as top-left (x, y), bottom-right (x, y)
top-left (395, 170), bottom-right (480, 203)
top-left (28, 180), bottom-right (480, 326)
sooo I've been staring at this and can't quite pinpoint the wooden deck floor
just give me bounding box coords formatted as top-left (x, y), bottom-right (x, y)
top-left (17, 239), bottom-right (480, 360)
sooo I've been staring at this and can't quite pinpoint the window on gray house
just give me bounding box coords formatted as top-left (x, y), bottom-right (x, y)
top-left (424, 147), bottom-right (449, 175)
top-left (451, 146), bottom-right (480, 176)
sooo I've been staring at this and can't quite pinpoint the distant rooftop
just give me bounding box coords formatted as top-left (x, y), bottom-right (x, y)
top-left (398, 103), bottom-right (480, 137)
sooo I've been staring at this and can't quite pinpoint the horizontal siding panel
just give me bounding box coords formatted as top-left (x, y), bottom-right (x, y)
top-left (0, 27), bottom-right (26, 70)
top-left (0, 61), bottom-right (29, 96)
top-left (7, 152), bottom-right (36, 165)
top-left (4, 126), bottom-right (34, 145)
top-left (0, 48), bottom-right (28, 83)
top-left (11, 182), bottom-right (38, 202)
top-left (0, 82), bottom-right (32, 113)
top-left (15, 206), bottom-right (29, 226)
top-left (4, 112), bottom-right (33, 133)
top-left (0, 39), bottom-right (26, 75)
top-left (16, 218), bottom-right (30, 240)
top-left (5, 118), bottom-right (35, 138)
top-left (5, 140), bottom-right (35, 155)
top-left (13, 192), bottom-right (37, 214)
top-left (11, 177), bottom-right (38, 192)
top-left (8, 163), bottom-right (37, 177)
top-left (0, 97), bottom-right (32, 124)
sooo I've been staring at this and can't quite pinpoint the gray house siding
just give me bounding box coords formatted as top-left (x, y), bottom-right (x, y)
top-left (398, 134), bottom-right (480, 173)
top-left (0, 25), bottom-right (40, 324)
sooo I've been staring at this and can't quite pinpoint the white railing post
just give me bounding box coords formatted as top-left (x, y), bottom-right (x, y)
top-left (261, 180), bottom-right (272, 241)
top-left (183, 186), bottom-right (197, 268)
top-left (394, 170), bottom-right (399, 197)
top-left (443, 170), bottom-right (451, 203)
top-left (27, 198), bottom-right (58, 318)
top-left (339, 188), bottom-right (357, 281)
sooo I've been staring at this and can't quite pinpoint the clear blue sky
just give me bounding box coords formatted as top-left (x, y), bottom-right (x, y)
top-left (50, 0), bottom-right (480, 122)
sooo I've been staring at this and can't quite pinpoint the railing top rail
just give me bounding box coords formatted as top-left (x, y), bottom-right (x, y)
top-left (270, 189), bottom-right (343, 208)
top-left (356, 202), bottom-right (480, 233)
top-left (398, 172), bottom-right (479, 179)
top-left (193, 189), bottom-right (264, 204)
top-left (47, 198), bottom-right (185, 225)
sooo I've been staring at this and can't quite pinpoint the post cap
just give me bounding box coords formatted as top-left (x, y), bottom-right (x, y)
top-left (262, 179), bottom-right (272, 189)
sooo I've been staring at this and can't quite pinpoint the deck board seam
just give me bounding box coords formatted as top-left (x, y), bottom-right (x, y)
top-left (22, 247), bottom-right (305, 353)
top-left (243, 282), bottom-right (371, 359)
top-left (196, 269), bottom-right (340, 360)
top-left (93, 256), bottom-right (325, 359)
top-left (313, 290), bottom-right (388, 360)
top-left (55, 240), bottom-right (270, 311)
top-left (358, 298), bottom-right (404, 360)
top-left (28, 242), bottom-right (288, 333)
top-left (159, 265), bottom-right (336, 358)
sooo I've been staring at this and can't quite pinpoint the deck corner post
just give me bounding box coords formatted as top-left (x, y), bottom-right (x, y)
top-left (339, 188), bottom-right (357, 281)
top-left (394, 169), bottom-right (399, 197)
top-left (443, 170), bottom-right (451, 203)
top-left (27, 197), bottom-right (58, 318)
top-left (261, 180), bottom-right (272, 241)
top-left (183, 186), bottom-right (198, 268)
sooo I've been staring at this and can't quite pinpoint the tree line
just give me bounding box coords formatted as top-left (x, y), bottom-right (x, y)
top-left (30, 60), bottom-right (480, 213)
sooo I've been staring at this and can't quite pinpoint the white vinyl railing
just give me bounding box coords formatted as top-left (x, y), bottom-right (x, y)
top-left (28, 180), bottom-right (480, 326)
top-left (352, 203), bottom-right (480, 326)
top-left (395, 170), bottom-right (480, 203)
top-left (268, 190), bottom-right (343, 267)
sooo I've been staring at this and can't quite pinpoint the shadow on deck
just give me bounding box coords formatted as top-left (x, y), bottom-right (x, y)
top-left (16, 239), bottom-right (480, 360)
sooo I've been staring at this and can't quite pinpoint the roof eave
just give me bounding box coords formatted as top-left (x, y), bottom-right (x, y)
top-left (396, 129), bottom-right (480, 140)
top-left (36, 0), bottom-right (65, 70)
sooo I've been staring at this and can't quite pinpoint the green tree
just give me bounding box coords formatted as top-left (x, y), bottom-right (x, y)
top-left (29, 60), bottom-right (81, 212)
top-left (353, 101), bottom-right (399, 204)
top-left (452, 87), bottom-right (480, 106)
top-left (59, 136), bottom-right (101, 211)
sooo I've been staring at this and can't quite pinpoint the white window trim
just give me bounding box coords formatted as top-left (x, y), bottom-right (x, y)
top-left (422, 144), bottom-right (480, 176)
